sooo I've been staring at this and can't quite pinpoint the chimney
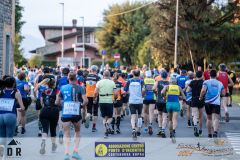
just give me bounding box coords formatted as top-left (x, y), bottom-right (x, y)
top-left (72, 19), bottom-right (77, 32)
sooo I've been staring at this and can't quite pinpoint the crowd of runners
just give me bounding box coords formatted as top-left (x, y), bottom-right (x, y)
top-left (0, 63), bottom-right (238, 160)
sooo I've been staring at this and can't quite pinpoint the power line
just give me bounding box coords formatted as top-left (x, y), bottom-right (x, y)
top-left (105, 0), bottom-right (158, 18)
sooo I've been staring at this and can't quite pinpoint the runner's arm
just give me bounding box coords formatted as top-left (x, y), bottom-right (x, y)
top-left (15, 91), bottom-right (25, 111)
top-left (179, 87), bottom-right (186, 102)
top-left (199, 86), bottom-right (207, 100)
top-left (55, 93), bottom-right (62, 106)
top-left (81, 94), bottom-right (88, 107)
top-left (161, 85), bottom-right (168, 95)
top-left (228, 75), bottom-right (234, 87)
top-left (152, 81), bottom-right (158, 93)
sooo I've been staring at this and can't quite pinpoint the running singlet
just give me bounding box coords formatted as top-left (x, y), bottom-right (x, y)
top-left (185, 79), bottom-right (192, 102)
top-left (16, 79), bottom-right (28, 98)
top-left (57, 76), bottom-right (68, 90)
top-left (125, 78), bottom-right (143, 104)
top-left (203, 79), bottom-right (224, 105)
top-left (85, 74), bottom-right (100, 97)
top-left (157, 80), bottom-right (169, 103)
top-left (217, 72), bottom-right (229, 93)
top-left (37, 85), bottom-right (47, 100)
top-left (177, 75), bottom-right (189, 89)
top-left (114, 81), bottom-right (122, 101)
top-left (0, 89), bottom-right (17, 114)
top-left (144, 78), bottom-right (155, 101)
top-left (203, 70), bottom-right (210, 80)
top-left (167, 85), bottom-right (180, 102)
top-left (60, 84), bottom-right (85, 118)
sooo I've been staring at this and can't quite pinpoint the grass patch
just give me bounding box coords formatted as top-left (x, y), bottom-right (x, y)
top-left (232, 94), bottom-right (240, 105)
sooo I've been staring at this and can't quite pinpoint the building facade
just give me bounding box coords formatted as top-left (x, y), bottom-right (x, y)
top-left (31, 19), bottom-right (101, 67)
top-left (0, 0), bottom-right (15, 76)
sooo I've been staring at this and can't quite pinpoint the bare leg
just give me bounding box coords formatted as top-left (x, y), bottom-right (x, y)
top-left (73, 122), bottom-right (81, 152)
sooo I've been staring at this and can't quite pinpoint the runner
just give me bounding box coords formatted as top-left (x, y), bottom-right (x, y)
top-left (161, 77), bottom-right (186, 143)
top-left (16, 72), bottom-right (31, 135)
top-left (56, 72), bottom-right (88, 160)
top-left (118, 72), bottom-right (129, 118)
top-left (34, 67), bottom-right (55, 137)
top-left (203, 64), bottom-right (213, 80)
top-left (184, 71), bottom-right (194, 127)
top-left (227, 67), bottom-right (237, 107)
top-left (199, 69), bottom-right (225, 138)
top-left (112, 72), bottom-right (123, 134)
top-left (143, 70), bottom-right (156, 135)
top-left (39, 78), bottom-right (59, 154)
top-left (187, 71), bottom-right (204, 137)
top-left (85, 65), bottom-right (101, 132)
top-left (94, 70), bottom-right (117, 138)
top-left (124, 69), bottom-right (145, 139)
top-left (0, 77), bottom-right (25, 144)
top-left (170, 68), bottom-right (180, 79)
top-left (177, 70), bottom-right (189, 117)
top-left (153, 71), bottom-right (169, 138)
top-left (217, 64), bottom-right (234, 122)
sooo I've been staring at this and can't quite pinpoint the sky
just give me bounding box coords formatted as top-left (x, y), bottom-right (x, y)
top-left (20, 0), bottom-right (144, 58)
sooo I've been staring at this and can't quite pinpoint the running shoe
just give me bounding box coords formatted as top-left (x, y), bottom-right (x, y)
top-left (132, 129), bottom-right (137, 139)
top-left (116, 128), bottom-right (121, 134)
top-left (148, 125), bottom-right (153, 135)
top-left (157, 130), bottom-right (162, 137)
top-left (137, 131), bottom-right (141, 137)
top-left (194, 127), bottom-right (199, 137)
top-left (92, 127), bottom-right (97, 132)
top-left (72, 152), bottom-right (82, 160)
top-left (21, 127), bottom-right (26, 134)
top-left (104, 131), bottom-right (108, 139)
top-left (180, 109), bottom-right (184, 117)
top-left (15, 126), bottom-right (19, 136)
top-left (39, 141), bottom-right (46, 155)
top-left (208, 134), bottom-right (213, 138)
top-left (38, 130), bottom-right (42, 137)
top-left (144, 127), bottom-right (148, 134)
top-left (85, 116), bottom-right (90, 128)
top-left (64, 154), bottom-right (71, 160)
top-left (213, 131), bottom-right (218, 138)
top-left (58, 131), bottom-right (63, 144)
top-left (52, 143), bottom-right (57, 152)
top-left (199, 130), bottom-right (203, 137)
top-left (187, 120), bottom-right (191, 128)
top-left (82, 119), bottom-right (86, 124)
top-left (161, 131), bottom-right (166, 138)
top-left (225, 112), bottom-right (230, 122)
top-left (170, 131), bottom-right (176, 144)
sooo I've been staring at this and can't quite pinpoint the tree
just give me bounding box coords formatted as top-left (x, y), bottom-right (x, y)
top-left (149, 0), bottom-right (240, 68)
top-left (14, 0), bottom-right (26, 67)
top-left (28, 55), bottom-right (42, 68)
top-left (96, 1), bottom-right (151, 65)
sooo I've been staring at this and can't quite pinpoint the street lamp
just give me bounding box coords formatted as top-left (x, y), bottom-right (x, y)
top-left (60, 2), bottom-right (64, 58)
top-left (80, 16), bottom-right (85, 67)
top-left (174, 0), bottom-right (179, 68)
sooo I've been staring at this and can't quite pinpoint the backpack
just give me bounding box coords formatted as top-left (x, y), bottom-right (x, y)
top-left (42, 88), bottom-right (57, 107)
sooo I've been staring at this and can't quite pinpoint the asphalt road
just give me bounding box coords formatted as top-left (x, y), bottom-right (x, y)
top-left (11, 104), bottom-right (240, 160)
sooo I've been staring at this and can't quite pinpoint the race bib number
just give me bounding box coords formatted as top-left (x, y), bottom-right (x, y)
top-left (63, 102), bottom-right (80, 115)
top-left (0, 98), bottom-right (15, 112)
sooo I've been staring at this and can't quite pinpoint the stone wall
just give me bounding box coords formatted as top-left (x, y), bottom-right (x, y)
top-left (0, 0), bottom-right (15, 76)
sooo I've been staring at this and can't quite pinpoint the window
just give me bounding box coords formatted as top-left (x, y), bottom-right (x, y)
top-left (77, 34), bottom-right (90, 43)
top-left (5, 35), bottom-right (10, 74)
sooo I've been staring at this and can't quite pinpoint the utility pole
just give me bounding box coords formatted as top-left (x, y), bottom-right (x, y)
top-left (174, 0), bottom-right (179, 68)
top-left (60, 3), bottom-right (64, 58)
top-left (80, 17), bottom-right (85, 67)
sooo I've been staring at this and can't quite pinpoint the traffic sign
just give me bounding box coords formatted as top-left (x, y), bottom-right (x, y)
top-left (114, 53), bottom-right (120, 59)
top-left (102, 50), bottom-right (107, 55)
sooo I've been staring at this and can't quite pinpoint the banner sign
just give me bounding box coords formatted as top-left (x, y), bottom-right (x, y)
top-left (95, 142), bottom-right (145, 157)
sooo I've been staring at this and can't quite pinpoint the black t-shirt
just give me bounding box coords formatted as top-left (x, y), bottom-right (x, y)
top-left (189, 79), bottom-right (204, 99)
